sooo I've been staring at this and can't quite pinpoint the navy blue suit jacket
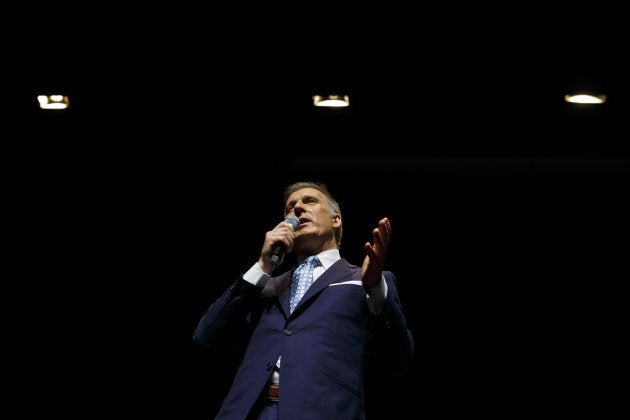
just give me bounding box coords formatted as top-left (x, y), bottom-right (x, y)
top-left (192, 258), bottom-right (414, 419)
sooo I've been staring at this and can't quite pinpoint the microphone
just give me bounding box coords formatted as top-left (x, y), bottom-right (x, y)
top-left (270, 215), bottom-right (300, 267)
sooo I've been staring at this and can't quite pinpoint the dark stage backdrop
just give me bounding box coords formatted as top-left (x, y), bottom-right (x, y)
top-left (12, 3), bottom-right (629, 418)
top-left (16, 132), bottom-right (629, 419)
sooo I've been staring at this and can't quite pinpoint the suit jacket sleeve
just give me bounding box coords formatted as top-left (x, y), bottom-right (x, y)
top-left (366, 270), bottom-right (415, 375)
top-left (191, 277), bottom-right (262, 356)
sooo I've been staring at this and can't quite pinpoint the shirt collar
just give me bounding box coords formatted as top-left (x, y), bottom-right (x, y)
top-left (297, 249), bottom-right (340, 270)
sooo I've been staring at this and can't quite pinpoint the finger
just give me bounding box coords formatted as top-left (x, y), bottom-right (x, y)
top-left (379, 217), bottom-right (391, 244)
top-left (373, 224), bottom-right (388, 249)
top-left (372, 227), bottom-right (383, 250)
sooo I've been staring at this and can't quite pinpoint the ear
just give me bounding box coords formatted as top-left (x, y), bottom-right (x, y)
top-left (332, 213), bottom-right (341, 228)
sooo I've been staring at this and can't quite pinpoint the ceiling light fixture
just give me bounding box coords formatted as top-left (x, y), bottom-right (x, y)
top-left (37, 94), bottom-right (70, 110)
top-left (564, 93), bottom-right (607, 104)
top-left (312, 94), bottom-right (350, 108)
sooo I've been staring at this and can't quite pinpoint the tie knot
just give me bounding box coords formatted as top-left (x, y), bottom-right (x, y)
top-left (303, 255), bottom-right (319, 267)
top-left (293, 255), bottom-right (319, 278)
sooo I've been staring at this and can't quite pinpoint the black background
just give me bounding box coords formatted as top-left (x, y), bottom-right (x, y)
top-left (13, 3), bottom-right (629, 419)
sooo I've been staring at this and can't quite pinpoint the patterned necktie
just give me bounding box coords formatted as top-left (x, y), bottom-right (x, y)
top-left (289, 255), bottom-right (319, 313)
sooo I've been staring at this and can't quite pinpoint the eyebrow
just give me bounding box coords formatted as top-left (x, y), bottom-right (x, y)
top-left (286, 193), bottom-right (320, 208)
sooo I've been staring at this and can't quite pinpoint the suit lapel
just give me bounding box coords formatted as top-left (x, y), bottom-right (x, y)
top-left (291, 258), bottom-right (359, 314)
top-left (262, 270), bottom-right (293, 315)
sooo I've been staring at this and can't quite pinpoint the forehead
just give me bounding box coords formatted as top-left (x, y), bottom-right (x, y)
top-left (286, 187), bottom-right (324, 203)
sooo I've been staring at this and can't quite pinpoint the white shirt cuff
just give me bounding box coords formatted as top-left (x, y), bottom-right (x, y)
top-left (243, 263), bottom-right (270, 287)
top-left (365, 274), bottom-right (388, 315)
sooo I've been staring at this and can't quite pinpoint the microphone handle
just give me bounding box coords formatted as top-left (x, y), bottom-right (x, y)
top-left (270, 245), bottom-right (284, 266)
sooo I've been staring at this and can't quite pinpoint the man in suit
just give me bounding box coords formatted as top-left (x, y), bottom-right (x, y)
top-left (192, 181), bottom-right (414, 419)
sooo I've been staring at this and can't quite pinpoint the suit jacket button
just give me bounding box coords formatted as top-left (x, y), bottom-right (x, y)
top-left (283, 329), bottom-right (292, 335)
top-left (265, 362), bottom-right (274, 370)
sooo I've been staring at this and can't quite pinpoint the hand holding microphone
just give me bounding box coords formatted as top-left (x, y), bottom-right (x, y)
top-left (262, 216), bottom-right (300, 270)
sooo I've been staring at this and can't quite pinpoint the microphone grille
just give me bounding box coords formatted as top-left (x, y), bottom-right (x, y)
top-left (285, 215), bottom-right (300, 231)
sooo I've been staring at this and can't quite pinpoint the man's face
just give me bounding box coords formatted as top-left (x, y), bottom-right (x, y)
top-left (285, 187), bottom-right (340, 252)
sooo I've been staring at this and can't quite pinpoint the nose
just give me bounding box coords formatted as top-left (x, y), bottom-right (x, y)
top-left (293, 201), bottom-right (305, 215)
